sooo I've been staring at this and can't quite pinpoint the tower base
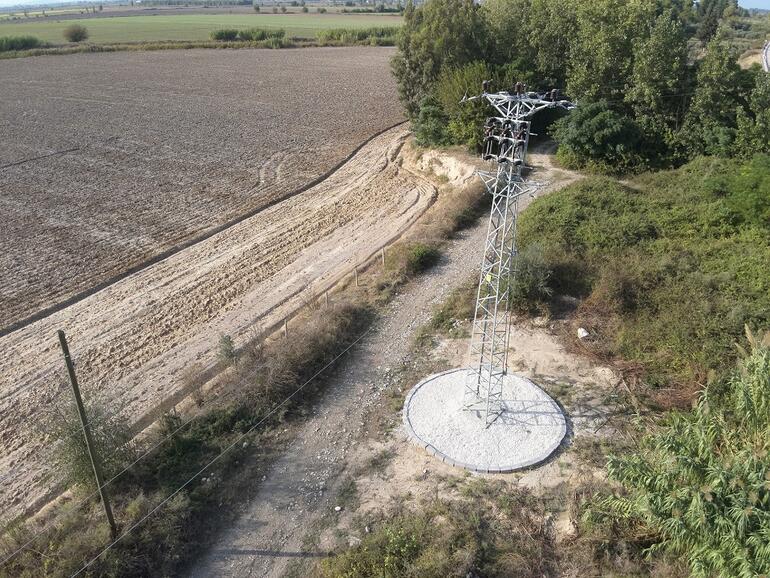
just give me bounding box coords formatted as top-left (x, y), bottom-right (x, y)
top-left (403, 368), bottom-right (566, 473)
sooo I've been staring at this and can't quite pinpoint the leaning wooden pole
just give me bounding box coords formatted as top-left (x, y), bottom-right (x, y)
top-left (57, 329), bottom-right (117, 539)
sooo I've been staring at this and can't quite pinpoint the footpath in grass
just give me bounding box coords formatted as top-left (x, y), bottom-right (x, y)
top-left (0, 13), bottom-right (402, 45)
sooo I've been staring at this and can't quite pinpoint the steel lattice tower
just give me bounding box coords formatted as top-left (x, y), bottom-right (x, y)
top-left (462, 85), bottom-right (574, 425)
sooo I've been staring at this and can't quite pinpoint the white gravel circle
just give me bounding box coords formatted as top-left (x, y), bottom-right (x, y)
top-left (403, 368), bottom-right (567, 473)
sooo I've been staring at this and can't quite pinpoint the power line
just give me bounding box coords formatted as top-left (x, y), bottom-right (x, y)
top-left (68, 324), bottom-right (373, 577)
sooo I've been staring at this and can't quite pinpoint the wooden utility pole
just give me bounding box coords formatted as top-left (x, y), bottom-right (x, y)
top-left (57, 330), bottom-right (117, 539)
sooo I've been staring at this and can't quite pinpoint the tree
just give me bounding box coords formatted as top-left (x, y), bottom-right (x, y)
top-left (552, 100), bottom-right (644, 172)
top-left (63, 24), bottom-right (89, 43)
top-left (735, 71), bottom-right (770, 157)
top-left (526, 0), bottom-right (576, 88)
top-left (566, 0), bottom-right (656, 101)
top-left (626, 10), bottom-right (689, 162)
top-left (680, 26), bottom-right (745, 157)
top-left (479, 0), bottom-right (532, 67)
top-left (391, 0), bottom-right (487, 118)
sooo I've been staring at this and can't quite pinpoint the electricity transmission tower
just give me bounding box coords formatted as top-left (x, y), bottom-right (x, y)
top-left (461, 83), bottom-right (574, 425)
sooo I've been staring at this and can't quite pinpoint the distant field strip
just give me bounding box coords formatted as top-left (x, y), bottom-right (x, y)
top-left (0, 13), bottom-right (402, 44)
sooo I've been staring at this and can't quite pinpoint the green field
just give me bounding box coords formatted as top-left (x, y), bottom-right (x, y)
top-left (0, 13), bottom-right (402, 44)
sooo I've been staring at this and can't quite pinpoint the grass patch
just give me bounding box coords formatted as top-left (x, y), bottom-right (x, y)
top-left (518, 154), bottom-right (770, 395)
top-left (321, 481), bottom-right (557, 578)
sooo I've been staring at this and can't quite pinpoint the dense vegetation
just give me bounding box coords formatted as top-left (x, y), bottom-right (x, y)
top-left (393, 0), bottom-right (770, 172)
top-left (0, 35), bottom-right (42, 52)
top-left (317, 26), bottom-right (399, 46)
top-left (518, 154), bottom-right (770, 389)
top-left (588, 332), bottom-right (770, 577)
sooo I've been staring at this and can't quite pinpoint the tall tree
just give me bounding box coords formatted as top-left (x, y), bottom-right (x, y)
top-left (680, 26), bottom-right (745, 156)
top-left (626, 10), bottom-right (689, 136)
top-left (479, 0), bottom-right (533, 67)
top-left (735, 71), bottom-right (770, 157)
top-left (527, 0), bottom-right (576, 89)
top-left (566, 0), bottom-right (656, 101)
top-left (391, 0), bottom-right (487, 118)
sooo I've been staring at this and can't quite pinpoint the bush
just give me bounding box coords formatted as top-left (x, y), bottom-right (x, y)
top-left (405, 243), bottom-right (441, 274)
top-left (0, 35), bottom-right (42, 52)
top-left (508, 243), bottom-right (553, 309)
top-left (318, 6), bottom-right (327, 12)
top-left (413, 96), bottom-right (450, 147)
top-left (587, 330), bottom-right (770, 577)
top-left (46, 398), bottom-right (136, 490)
top-left (253, 3), bottom-right (260, 11)
top-left (236, 27), bottom-right (286, 41)
top-left (301, 5), bottom-right (308, 12)
top-left (518, 155), bottom-right (770, 386)
top-left (551, 100), bottom-right (645, 174)
top-left (317, 26), bottom-right (399, 46)
top-left (210, 28), bottom-right (239, 41)
top-left (63, 24), bottom-right (88, 43)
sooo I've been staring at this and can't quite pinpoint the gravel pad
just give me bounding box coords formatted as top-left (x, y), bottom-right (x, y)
top-left (403, 368), bottom-right (566, 472)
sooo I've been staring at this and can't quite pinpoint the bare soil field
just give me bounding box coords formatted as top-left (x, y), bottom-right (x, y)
top-left (0, 121), bottom-right (436, 522)
top-left (0, 47), bottom-right (402, 333)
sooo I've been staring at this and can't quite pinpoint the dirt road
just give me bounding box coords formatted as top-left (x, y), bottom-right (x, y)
top-left (189, 143), bottom-right (582, 577)
top-left (0, 126), bottom-right (434, 521)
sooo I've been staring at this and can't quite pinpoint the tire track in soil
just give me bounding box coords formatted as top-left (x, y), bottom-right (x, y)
top-left (0, 126), bottom-right (435, 522)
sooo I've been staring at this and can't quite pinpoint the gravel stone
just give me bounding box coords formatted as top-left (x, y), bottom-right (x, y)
top-left (403, 368), bottom-right (566, 472)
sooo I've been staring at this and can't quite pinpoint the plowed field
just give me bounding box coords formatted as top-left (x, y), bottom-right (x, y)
top-left (0, 47), bottom-right (402, 333)
top-left (0, 48), bottom-right (423, 520)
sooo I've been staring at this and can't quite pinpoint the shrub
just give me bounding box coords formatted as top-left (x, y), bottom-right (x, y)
top-left (405, 243), bottom-right (441, 274)
top-left (318, 6), bottom-right (327, 12)
top-left (413, 96), bottom-right (450, 147)
top-left (518, 155), bottom-right (770, 386)
top-left (210, 28), bottom-right (239, 41)
top-left (508, 243), bottom-right (554, 309)
top-left (45, 398), bottom-right (136, 490)
top-left (301, 5), bottom-right (308, 12)
top-left (587, 330), bottom-right (770, 577)
top-left (0, 35), bottom-right (42, 52)
top-left (317, 26), bottom-right (399, 46)
top-left (218, 334), bottom-right (237, 366)
top-left (237, 27), bottom-right (285, 42)
top-left (63, 24), bottom-right (88, 43)
top-left (253, 3), bottom-right (260, 11)
top-left (551, 100), bottom-right (644, 174)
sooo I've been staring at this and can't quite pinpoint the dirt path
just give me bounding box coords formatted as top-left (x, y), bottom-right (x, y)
top-left (191, 205), bottom-right (489, 578)
top-left (0, 127), bottom-right (434, 521)
top-left (190, 142), bottom-right (585, 578)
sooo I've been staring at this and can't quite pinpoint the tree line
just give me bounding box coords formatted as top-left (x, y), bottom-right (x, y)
top-left (392, 0), bottom-right (770, 173)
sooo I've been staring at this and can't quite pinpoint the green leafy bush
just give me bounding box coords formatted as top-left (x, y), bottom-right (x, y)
top-left (518, 155), bottom-right (770, 385)
top-left (63, 24), bottom-right (88, 43)
top-left (317, 26), bottom-right (398, 46)
top-left (405, 243), bottom-right (440, 274)
top-left (210, 28), bottom-right (239, 41)
top-left (0, 35), bottom-right (42, 52)
top-left (587, 330), bottom-right (770, 577)
top-left (237, 27), bottom-right (285, 41)
top-left (551, 100), bottom-right (645, 174)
